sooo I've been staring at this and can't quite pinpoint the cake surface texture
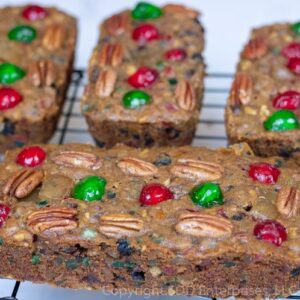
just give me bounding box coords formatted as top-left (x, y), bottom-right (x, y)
top-left (81, 2), bottom-right (205, 148)
top-left (1, 142), bottom-right (300, 298)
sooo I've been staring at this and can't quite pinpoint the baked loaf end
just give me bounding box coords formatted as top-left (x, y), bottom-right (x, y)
top-left (0, 142), bottom-right (300, 298)
top-left (82, 2), bottom-right (205, 148)
top-left (0, 5), bottom-right (76, 152)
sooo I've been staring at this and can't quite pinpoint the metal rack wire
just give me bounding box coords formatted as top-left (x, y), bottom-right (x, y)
top-left (0, 69), bottom-right (299, 300)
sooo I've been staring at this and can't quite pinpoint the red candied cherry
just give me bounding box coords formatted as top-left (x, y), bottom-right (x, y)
top-left (0, 204), bottom-right (10, 228)
top-left (165, 48), bottom-right (187, 62)
top-left (22, 5), bottom-right (48, 21)
top-left (16, 146), bottom-right (46, 167)
top-left (0, 87), bottom-right (23, 111)
top-left (132, 24), bottom-right (160, 44)
top-left (248, 163), bottom-right (280, 184)
top-left (282, 42), bottom-right (300, 59)
top-left (287, 57), bottom-right (300, 75)
top-left (253, 220), bottom-right (287, 246)
top-left (128, 67), bottom-right (159, 88)
top-left (139, 183), bottom-right (174, 206)
top-left (272, 90), bottom-right (300, 110)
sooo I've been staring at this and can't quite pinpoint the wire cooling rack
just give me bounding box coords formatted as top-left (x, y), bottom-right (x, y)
top-left (0, 70), bottom-right (299, 300)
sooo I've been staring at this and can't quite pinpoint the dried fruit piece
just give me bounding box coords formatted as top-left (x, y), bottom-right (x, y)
top-left (27, 207), bottom-right (77, 235)
top-left (104, 12), bottom-right (130, 35)
top-left (163, 4), bottom-right (199, 18)
top-left (132, 24), bottom-right (160, 44)
top-left (272, 91), bottom-right (300, 110)
top-left (242, 38), bottom-right (268, 60)
top-left (292, 22), bottom-right (300, 35)
top-left (22, 5), bottom-right (48, 21)
top-left (276, 186), bottom-right (300, 218)
top-left (189, 182), bottom-right (224, 208)
top-left (170, 159), bottom-right (223, 181)
top-left (118, 157), bottom-right (158, 176)
top-left (28, 60), bottom-right (56, 88)
top-left (95, 69), bottom-right (117, 97)
top-left (0, 87), bottom-right (23, 110)
top-left (264, 110), bottom-right (299, 132)
top-left (128, 67), bottom-right (159, 89)
top-left (0, 204), bottom-right (10, 228)
top-left (42, 25), bottom-right (65, 51)
top-left (3, 169), bottom-right (44, 198)
top-left (253, 220), bottom-right (287, 246)
top-left (229, 73), bottom-right (253, 107)
top-left (99, 213), bottom-right (144, 238)
top-left (165, 48), bottom-right (187, 62)
top-left (287, 57), bottom-right (300, 75)
top-left (248, 163), bottom-right (280, 184)
top-left (16, 146), bottom-right (46, 167)
top-left (99, 43), bottom-right (123, 67)
top-left (175, 80), bottom-right (196, 111)
top-left (0, 63), bottom-right (26, 84)
top-left (122, 90), bottom-right (151, 109)
top-left (131, 2), bottom-right (162, 20)
top-left (51, 151), bottom-right (102, 169)
top-left (139, 183), bottom-right (173, 206)
top-left (175, 212), bottom-right (232, 238)
top-left (282, 42), bottom-right (300, 59)
top-left (8, 25), bottom-right (37, 43)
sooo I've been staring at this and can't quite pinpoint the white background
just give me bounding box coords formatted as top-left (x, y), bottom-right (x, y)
top-left (1, 0), bottom-right (300, 299)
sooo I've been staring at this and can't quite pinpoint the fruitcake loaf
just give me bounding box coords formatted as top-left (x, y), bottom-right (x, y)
top-left (0, 5), bottom-right (76, 152)
top-left (1, 142), bottom-right (300, 298)
top-left (81, 2), bottom-right (204, 148)
top-left (225, 23), bottom-right (300, 157)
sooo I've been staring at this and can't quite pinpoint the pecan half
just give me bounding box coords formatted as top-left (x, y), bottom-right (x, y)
top-left (175, 212), bottom-right (233, 238)
top-left (27, 207), bottom-right (77, 235)
top-left (229, 73), bottom-right (253, 107)
top-left (28, 60), bottom-right (56, 88)
top-left (3, 169), bottom-right (44, 198)
top-left (242, 38), bottom-right (268, 60)
top-left (51, 151), bottom-right (102, 169)
top-left (42, 24), bottom-right (65, 50)
top-left (175, 80), bottom-right (196, 111)
top-left (163, 4), bottom-right (199, 18)
top-left (104, 12), bottom-right (130, 35)
top-left (95, 69), bottom-right (117, 97)
top-left (170, 159), bottom-right (224, 181)
top-left (99, 213), bottom-right (144, 238)
top-left (276, 186), bottom-right (300, 218)
top-left (117, 157), bottom-right (158, 176)
top-left (99, 43), bottom-right (123, 67)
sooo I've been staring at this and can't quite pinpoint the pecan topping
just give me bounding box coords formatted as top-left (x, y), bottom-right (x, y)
top-left (95, 69), bottom-right (117, 97)
top-left (276, 186), bottom-right (300, 218)
top-left (27, 207), bottom-right (77, 235)
top-left (117, 157), bottom-right (158, 176)
top-left (163, 4), bottom-right (199, 18)
top-left (51, 151), bottom-right (102, 169)
top-left (3, 169), bottom-right (44, 198)
top-left (170, 159), bottom-right (224, 181)
top-left (99, 213), bottom-right (144, 238)
top-left (104, 12), bottom-right (130, 35)
top-left (42, 24), bottom-right (65, 50)
top-left (175, 212), bottom-right (233, 238)
top-left (99, 43), bottom-right (123, 67)
top-left (242, 38), bottom-right (268, 60)
top-left (229, 73), bottom-right (253, 107)
top-left (28, 60), bottom-right (56, 88)
top-left (175, 80), bottom-right (196, 111)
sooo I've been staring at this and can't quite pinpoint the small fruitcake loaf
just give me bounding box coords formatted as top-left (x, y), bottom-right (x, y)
top-left (226, 22), bottom-right (300, 157)
top-left (82, 2), bottom-right (204, 148)
top-left (1, 143), bottom-right (300, 298)
top-left (0, 5), bottom-right (76, 152)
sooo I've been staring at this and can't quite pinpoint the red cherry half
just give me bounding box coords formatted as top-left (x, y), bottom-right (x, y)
top-left (128, 67), bottom-right (159, 88)
top-left (282, 42), bottom-right (300, 59)
top-left (0, 87), bottom-right (23, 111)
top-left (287, 57), bottom-right (300, 75)
top-left (22, 5), bottom-right (48, 21)
top-left (139, 183), bottom-right (174, 206)
top-left (272, 90), bottom-right (300, 110)
top-left (165, 48), bottom-right (187, 62)
top-left (248, 163), bottom-right (280, 184)
top-left (16, 146), bottom-right (46, 167)
top-left (132, 24), bottom-right (160, 44)
top-left (253, 220), bottom-right (287, 246)
top-left (0, 204), bottom-right (10, 228)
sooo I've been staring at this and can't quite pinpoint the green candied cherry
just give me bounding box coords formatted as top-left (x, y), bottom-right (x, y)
top-left (292, 22), bottom-right (300, 36)
top-left (0, 63), bottom-right (26, 84)
top-left (8, 25), bottom-right (37, 43)
top-left (189, 182), bottom-right (224, 208)
top-left (72, 175), bottom-right (106, 202)
top-left (122, 90), bottom-right (151, 109)
top-left (263, 109), bottom-right (299, 132)
top-left (131, 2), bottom-right (162, 20)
